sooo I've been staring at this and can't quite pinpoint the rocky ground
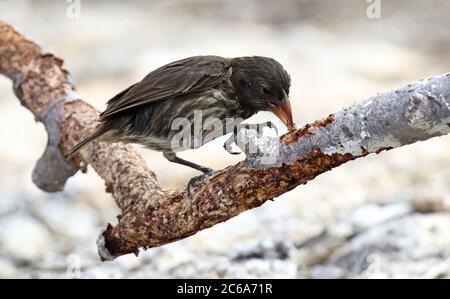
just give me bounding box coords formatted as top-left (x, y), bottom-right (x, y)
top-left (0, 0), bottom-right (450, 278)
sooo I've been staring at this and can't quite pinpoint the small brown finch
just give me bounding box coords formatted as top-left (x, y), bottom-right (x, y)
top-left (67, 56), bottom-right (295, 185)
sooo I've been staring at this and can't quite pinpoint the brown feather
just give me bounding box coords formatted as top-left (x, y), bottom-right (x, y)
top-left (100, 55), bottom-right (231, 119)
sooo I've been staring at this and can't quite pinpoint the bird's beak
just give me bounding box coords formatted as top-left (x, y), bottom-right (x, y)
top-left (268, 89), bottom-right (296, 131)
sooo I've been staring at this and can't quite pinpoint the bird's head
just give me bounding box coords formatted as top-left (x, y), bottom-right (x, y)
top-left (230, 56), bottom-right (295, 131)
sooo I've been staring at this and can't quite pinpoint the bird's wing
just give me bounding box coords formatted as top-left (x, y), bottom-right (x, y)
top-left (100, 56), bottom-right (232, 119)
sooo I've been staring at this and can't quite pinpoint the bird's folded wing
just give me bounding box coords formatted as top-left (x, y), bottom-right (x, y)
top-left (100, 56), bottom-right (232, 119)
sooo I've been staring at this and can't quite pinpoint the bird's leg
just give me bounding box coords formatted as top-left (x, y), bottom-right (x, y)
top-left (163, 151), bottom-right (214, 195)
top-left (163, 151), bottom-right (212, 173)
top-left (223, 121), bottom-right (278, 155)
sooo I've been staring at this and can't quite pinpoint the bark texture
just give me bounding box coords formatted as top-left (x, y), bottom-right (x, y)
top-left (1, 21), bottom-right (449, 261)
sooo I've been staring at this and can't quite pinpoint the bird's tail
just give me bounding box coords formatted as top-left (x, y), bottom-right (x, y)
top-left (65, 128), bottom-right (106, 159)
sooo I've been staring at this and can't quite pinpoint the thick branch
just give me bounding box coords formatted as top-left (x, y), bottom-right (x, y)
top-left (1, 21), bottom-right (449, 261)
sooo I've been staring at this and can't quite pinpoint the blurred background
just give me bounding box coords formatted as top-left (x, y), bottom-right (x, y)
top-left (1, 0), bottom-right (450, 278)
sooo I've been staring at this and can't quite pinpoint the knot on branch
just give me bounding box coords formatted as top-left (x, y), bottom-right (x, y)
top-left (32, 99), bottom-right (79, 192)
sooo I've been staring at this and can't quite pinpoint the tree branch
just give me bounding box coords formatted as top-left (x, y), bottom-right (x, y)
top-left (1, 21), bottom-right (449, 261)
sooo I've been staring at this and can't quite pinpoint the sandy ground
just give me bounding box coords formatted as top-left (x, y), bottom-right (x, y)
top-left (0, 0), bottom-right (450, 278)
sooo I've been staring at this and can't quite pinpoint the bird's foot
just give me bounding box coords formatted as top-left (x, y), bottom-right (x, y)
top-left (187, 168), bottom-right (214, 195)
top-left (223, 139), bottom-right (242, 155)
top-left (223, 121), bottom-right (278, 156)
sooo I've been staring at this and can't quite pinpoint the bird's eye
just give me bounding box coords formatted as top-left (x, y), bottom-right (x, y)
top-left (278, 95), bottom-right (284, 101)
top-left (262, 87), bottom-right (270, 95)
top-left (240, 79), bottom-right (252, 88)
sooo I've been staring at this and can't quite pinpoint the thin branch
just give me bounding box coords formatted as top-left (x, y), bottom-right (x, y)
top-left (1, 21), bottom-right (449, 261)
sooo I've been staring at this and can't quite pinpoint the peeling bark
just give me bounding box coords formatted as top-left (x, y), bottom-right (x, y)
top-left (1, 21), bottom-right (449, 261)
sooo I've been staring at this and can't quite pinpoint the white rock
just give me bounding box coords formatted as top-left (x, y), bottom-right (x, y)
top-left (310, 265), bottom-right (347, 279)
top-left (224, 259), bottom-right (297, 278)
top-left (0, 191), bottom-right (25, 216)
top-left (33, 200), bottom-right (98, 241)
top-left (327, 214), bottom-right (450, 278)
top-left (0, 258), bottom-right (22, 278)
top-left (0, 213), bottom-right (53, 261)
top-left (345, 201), bottom-right (412, 230)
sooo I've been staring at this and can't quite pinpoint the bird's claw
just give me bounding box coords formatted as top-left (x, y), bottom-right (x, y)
top-left (223, 121), bottom-right (278, 156)
top-left (187, 168), bottom-right (215, 195)
top-left (227, 149), bottom-right (241, 155)
top-left (223, 139), bottom-right (242, 155)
